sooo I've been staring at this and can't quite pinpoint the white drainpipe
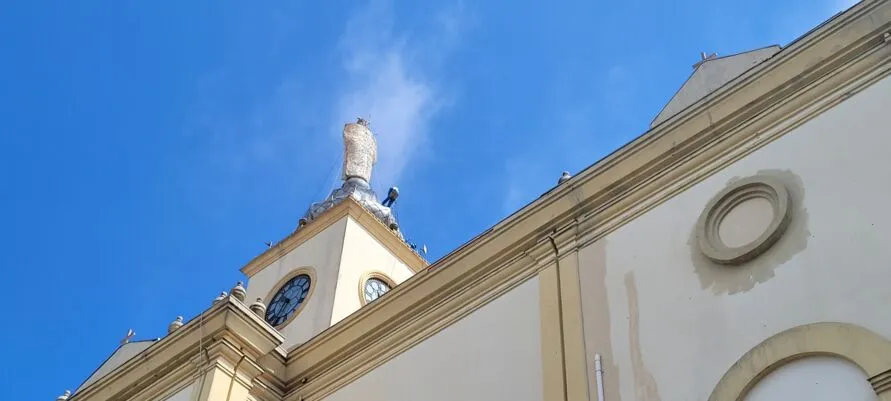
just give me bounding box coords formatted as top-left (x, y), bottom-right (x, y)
top-left (595, 354), bottom-right (606, 401)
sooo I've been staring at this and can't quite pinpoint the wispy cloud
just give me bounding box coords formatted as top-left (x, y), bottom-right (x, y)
top-left (335, 0), bottom-right (468, 191)
top-left (181, 1), bottom-right (469, 215)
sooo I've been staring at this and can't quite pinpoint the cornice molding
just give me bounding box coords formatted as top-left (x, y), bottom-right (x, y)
top-left (241, 198), bottom-right (427, 277)
top-left (123, 362), bottom-right (197, 401)
top-left (71, 298), bottom-right (284, 401)
top-left (205, 338), bottom-right (267, 388)
top-left (523, 221), bottom-right (580, 270)
top-left (269, 2), bottom-right (891, 399)
top-left (253, 353), bottom-right (288, 400)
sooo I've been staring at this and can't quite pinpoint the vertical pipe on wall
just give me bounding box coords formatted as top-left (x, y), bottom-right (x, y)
top-left (595, 354), bottom-right (605, 401)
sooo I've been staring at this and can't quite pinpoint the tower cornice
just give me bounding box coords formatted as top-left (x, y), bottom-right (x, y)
top-left (241, 197), bottom-right (428, 278)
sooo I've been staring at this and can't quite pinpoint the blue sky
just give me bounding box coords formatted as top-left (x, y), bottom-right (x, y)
top-left (0, 0), bottom-right (857, 397)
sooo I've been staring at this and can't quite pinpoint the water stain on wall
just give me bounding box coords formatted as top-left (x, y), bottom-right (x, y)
top-left (578, 239), bottom-right (622, 400)
top-left (624, 272), bottom-right (662, 401)
top-left (689, 169), bottom-right (810, 295)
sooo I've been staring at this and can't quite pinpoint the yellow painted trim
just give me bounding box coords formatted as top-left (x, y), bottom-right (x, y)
top-left (241, 198), bottom-right (427, 277)
top-left (358, 271), bottom-right (397, 306)
top-left (538, 264), bottom-right (567, 401)
top-left (557, 251), bottom-right (590, 401)
top-left (533, 232), bottom-right (589, 401)
top-left (263, 267), bottom-right (318, 330)
top-left (709, 322), bottom-right (891, 401)
top-left (195, 362), bottom-right (255, 401)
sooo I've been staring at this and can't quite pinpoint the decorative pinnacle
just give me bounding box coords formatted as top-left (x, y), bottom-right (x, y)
top-left (693, 52), bottom-right (718, 69)
top-left (230, 281), bottom-right (246, 302)
top-left (249, 298), bottom-right (267, 318)
top-left (213, 292), bottom-right (228, 303)
top-left (168, 316), bottom-right (184, 334)
top-left (56, 390), bottom-right (71, 401)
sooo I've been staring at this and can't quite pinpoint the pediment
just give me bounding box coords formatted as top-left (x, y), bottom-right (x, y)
top-left (651, 45), bottom-right (782, 128)
top-left (75, 339), bottom-right (157, 394)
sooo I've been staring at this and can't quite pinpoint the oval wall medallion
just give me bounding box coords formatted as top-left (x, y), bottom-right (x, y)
top-left (696, 176), bottom-right (793, 265)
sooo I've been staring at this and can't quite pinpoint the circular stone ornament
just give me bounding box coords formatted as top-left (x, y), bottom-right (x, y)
top-left (696, 176), bottom-right (793, 265)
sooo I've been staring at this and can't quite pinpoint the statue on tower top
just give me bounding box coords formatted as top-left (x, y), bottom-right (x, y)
top-left (342, 117), bottom-right (377, 183)
top-left (299, 117), bottom-right (404, 240)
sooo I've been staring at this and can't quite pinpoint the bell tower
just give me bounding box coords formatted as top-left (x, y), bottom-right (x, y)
top-left (239, 118), bottom-right (427, 350)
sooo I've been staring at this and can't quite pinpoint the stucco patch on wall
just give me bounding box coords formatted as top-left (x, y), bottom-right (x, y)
top-left (689, 169), bottom-right (810, 295)
top-left (578, 240), bottom-right (622, 401)
top-left (624, 272), bottom-right (662, 401)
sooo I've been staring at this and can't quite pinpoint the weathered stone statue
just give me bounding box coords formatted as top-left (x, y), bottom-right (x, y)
top-left (342, 118), bottom-right (377, 183)
top-left (299, 118), bottom-right (402, 239)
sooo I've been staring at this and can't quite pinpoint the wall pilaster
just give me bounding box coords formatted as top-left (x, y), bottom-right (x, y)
top-left (195, 340), bottom-right (266, 401)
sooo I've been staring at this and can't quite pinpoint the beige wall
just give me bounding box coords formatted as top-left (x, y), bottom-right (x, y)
top-left (245, 217), bottom-right (348, 349)
top-left (578, 73), bottom-right (891, 401)
top-left (330, 216), bottom-right (414, 325)
top-left (323, 276), bottom-right (544, 401)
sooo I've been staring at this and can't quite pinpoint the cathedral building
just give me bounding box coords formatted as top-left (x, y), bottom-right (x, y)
top-left (60, 1), bottom-right (891, 400)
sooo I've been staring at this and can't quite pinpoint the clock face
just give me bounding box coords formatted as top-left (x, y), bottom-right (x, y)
top-left (363, 277), bottom-right (392, 303)
top-left (265, 274), bottom-right (312, 327)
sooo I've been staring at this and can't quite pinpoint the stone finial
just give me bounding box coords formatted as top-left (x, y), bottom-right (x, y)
top-left (168, 316), bottom-right (184, 334)
top-left (56, 390), bottom-right (71, 401)
top-left (693, 52), bottom-right (718, 69)
top-left (249, 298), bottom-right (267, 317)
top-left (231, 281), bottom-right (246, 302)
top-left (213, 292), bottom-right (228, 303)
top-left (342, 119), bottom-right (377, 183)
top-left (121, 329), bottom-right (135, 345)
top-left (558, 171), bottom-right (572, 184)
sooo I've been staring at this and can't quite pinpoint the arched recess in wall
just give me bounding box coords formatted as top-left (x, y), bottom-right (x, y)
top-left (708, 322), bottom-right (891, 401)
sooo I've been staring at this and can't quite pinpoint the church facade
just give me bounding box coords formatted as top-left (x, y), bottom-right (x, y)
top-left (62, 1), bottom-right (891, 400)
